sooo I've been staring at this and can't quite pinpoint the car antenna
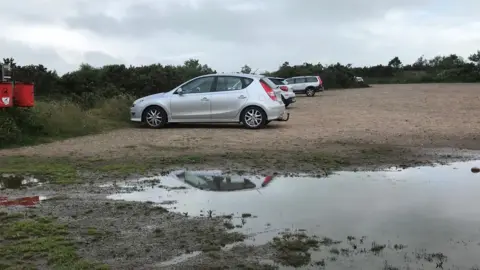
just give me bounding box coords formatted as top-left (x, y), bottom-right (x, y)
top-left (251, 68), bottom-right (259, 75)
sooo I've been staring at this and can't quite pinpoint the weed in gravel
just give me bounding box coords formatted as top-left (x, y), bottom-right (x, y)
top-left (329, 248), bottom-right (340, 255)
top-left (0, 213), bottom-right (108, 269)
top-left (383, 261), bottom-right (400, 270)
top-left (370, 242), bottom-right (386, 254)
top-left (319, 237), bottom-right (342, 246)
top-left (223, 221), bottom-right (235, 230)
top-left (270, 231), bottom-right (320, 267)
top-left (199, 231), bottom-right (245, 252)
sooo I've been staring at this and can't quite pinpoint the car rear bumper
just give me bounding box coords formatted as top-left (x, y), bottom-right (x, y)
top-left (265, 103), bottom-right (287, 121)
top-left (277, 111), bottom-right (290, 121)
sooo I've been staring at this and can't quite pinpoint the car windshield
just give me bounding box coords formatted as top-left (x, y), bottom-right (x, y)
top-left (268, 78), bottom-right (286, 86)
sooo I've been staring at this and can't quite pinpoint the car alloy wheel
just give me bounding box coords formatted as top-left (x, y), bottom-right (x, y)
top-left (145, 108), bottom-right (164, 127)
top-left (244, 108), bottom-right (263, 128)
top-left (306, 89), bottom-right (315, 97)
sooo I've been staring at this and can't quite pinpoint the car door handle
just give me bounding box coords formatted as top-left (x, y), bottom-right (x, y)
top-left (201, 97), bottom-right (209, 101)
top-left (238, 95), bottom-right (246, 99)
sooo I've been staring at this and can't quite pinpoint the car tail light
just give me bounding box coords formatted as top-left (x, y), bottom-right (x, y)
top-left (317, 76), bottom-right (323, 85)
top-left (279, 86), bottom-right (288, 91)
top-left (260, 80), bottom-right (277, 101)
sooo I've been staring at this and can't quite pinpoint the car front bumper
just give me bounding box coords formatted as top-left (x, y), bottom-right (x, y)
top-left (130, 105), bottom-right (143, 122)
top-left (281, 92), bottom-right (296, 104)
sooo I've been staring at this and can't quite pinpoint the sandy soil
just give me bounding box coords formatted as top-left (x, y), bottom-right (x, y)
top-left (1, 83), bottom-right (479, 160)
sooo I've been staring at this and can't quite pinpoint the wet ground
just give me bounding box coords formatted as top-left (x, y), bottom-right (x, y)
top-left (106, 161), bottom-right (480, 269)
top-left (2, 160), bottom-right (480, 269)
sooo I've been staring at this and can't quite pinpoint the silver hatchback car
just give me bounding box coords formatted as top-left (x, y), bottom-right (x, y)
top-left (130, 74), bottom-right (290, 129)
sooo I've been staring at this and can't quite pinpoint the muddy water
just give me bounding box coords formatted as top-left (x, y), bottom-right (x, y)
top-left (108, 161), bottom-right (480, 269)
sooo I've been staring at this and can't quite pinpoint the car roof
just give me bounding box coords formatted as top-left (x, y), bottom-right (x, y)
top-left (288, 75), bottom-right (318, 79)
top-left (198, 73), bottom-right (265, 79)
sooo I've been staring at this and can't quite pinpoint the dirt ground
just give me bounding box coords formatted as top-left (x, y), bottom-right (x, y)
top-left (1, 83), bottom-right (480, 159)
top-left (1, 83), bottom-right (480, 269)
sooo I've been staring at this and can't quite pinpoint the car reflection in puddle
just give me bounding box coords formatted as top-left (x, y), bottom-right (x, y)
top-left (176, 170), bottom-right (258, 191)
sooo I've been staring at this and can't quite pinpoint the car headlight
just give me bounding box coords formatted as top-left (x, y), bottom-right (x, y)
top-left (132, 99), bottom-right (144, 107)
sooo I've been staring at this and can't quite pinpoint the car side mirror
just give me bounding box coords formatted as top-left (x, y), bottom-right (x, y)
top-left (176, 88), bottom-right (183, 95)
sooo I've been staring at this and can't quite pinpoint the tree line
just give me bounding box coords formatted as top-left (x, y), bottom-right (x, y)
top-left (3, 50), bottom-right (479, 108)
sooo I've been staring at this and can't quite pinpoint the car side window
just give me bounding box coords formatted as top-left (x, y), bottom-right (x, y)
top-left (242, 78), bottom-right (253, 87)
top-left (285, 78), bottom-right (294, 84)
top-left (214, 76), bottom-right (244, 92)
top-left (294, 78), bottom-right (306, 83)
top-left (180, 77), bottom-right (215, 94)
top-left (306, 77), bottom-right (317, 83)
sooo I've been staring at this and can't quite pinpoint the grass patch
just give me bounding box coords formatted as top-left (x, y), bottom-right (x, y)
top-left (0, 156), bottom-right (79, 184)
top-left (0, 212), bottom-right (108, 269)
top-left (0, 95), bottom-right (134, 148)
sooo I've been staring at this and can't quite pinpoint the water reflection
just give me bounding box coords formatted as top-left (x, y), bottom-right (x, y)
top-left (108, 161), bottom-right (480, 269)
top-left (0, 174), bottom-right (40, 189)
top-left (0, 196), bottom-right (43, 206)
top-left (176, 171), bottom-right (257, 191)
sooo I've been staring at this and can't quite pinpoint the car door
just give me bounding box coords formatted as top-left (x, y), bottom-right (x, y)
top-left (292, 77), bottom-right (307, 91)
top-left (209, 76), bottom-right (250, 121)
top-left (169, 76), bottom-right (214, 122)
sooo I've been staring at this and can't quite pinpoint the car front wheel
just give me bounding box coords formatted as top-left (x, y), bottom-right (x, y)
top-left (143, 106), bottom-right (167, 128)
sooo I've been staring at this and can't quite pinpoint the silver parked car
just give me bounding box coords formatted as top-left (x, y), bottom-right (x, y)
top-left (130, 74), bottom-right (290, 129)
top-left (285, 76), bottom-right (324, 97)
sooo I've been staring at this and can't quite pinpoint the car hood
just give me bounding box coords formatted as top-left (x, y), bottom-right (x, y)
top-left (143, 92), bottom-right (167, 100)
top-left (134, 92), bottom-right (168, 104)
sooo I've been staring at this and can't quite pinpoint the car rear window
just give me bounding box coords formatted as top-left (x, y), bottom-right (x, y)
top-left (268, 78), bottom-right (285, 86)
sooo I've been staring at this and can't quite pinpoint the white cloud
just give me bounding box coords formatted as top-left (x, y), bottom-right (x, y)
top-left (0, 0), bottom-right (478, 74)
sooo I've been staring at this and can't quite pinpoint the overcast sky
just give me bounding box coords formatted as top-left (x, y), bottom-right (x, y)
top-left (1, 0), bottom-right (479, 74)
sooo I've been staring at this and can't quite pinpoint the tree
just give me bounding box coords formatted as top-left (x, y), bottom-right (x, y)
top-left (388, 57), bottom-right (402, 69)
top-left (240, 65), bottom-right (252, 74)
top-left (413, 55), bottom-right (428, 69)
top-left (468, 50), bottom-right (480, 66)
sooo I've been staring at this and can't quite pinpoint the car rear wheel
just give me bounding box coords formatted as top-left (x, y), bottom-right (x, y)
top-left (305, 88), bottom-right (315, 97)
top-left (143, 106), bottom-right (167, 128)
top-left (241, 106), bottom-right (267, 129)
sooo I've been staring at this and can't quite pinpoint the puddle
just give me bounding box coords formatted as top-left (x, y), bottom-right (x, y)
top-left (108, 161), bottom-right (480, 269)
top-left (0, 196), bottom-right (47, 207)
top-left (0, 174), bottom-right (40, 189)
